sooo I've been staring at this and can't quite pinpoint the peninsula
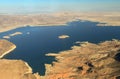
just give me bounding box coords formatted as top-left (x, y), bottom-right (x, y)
top-left (0, 39), bottom-right (16, 58)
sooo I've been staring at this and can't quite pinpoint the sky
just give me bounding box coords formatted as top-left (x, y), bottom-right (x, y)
top-left (0, 0), bottom-right (120, 14)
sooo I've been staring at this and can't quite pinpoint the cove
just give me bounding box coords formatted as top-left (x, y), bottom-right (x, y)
top-left (0, 20), bottom-right (120, 75)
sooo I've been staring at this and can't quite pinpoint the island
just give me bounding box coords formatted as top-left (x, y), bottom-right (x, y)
top-left (9, 32), bottom-right (23, 36)
top-left (58, 35), bottom-right (70, 39)
top-left (2, 36), bottom-right (10, 39)
top-left (3, 32), bottom-right (23, 39)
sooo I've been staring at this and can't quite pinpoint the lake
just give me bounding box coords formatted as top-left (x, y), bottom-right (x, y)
top-left (0, 20), bottom-right (120, 75)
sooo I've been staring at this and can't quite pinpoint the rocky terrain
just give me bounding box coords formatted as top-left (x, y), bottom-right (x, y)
top-left (1, 39), bottom-right (120, 79)
top-left (44, 40), bottom-right (120, 79)
top-left (0, 12), bottom-right (120, 32)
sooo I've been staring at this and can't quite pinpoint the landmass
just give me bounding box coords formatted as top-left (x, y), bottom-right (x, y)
top-left (3, 32), bottom-right (23, 39)
top-left (44, 39), bottom-right (120, 79)
top-left (58, 35), bottom-right (70, 39)
top-left (0, 12), bottom-right (120, 32)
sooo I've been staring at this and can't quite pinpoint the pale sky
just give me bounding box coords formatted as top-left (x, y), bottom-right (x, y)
top-left (0, 0), bottom-right (120, 14)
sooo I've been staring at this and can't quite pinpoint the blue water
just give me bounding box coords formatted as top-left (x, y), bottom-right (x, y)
top-left (0, 20), bottom-right (120, 75)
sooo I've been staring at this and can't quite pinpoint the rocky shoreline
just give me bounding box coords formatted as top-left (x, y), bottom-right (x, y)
top-left (44, 39), bottom-right (120, 79)
top-left (0, 39), bottom-right (120, 79)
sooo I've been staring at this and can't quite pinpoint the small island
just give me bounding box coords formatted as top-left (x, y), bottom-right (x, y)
top-left (2, 36), bottom-right (10, 39)
top-left (3, 32), bottom-right (23, 39)
top-left (58, 35), bottom-right (70, 39)
top-left (9, 32), bottom-right (23, 36)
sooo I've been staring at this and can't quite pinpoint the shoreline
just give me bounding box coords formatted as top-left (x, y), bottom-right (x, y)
top-left (0, 23), bottom-right (68, 33)
top-left (0, 12), bottom-right (120, 33)
top-left (24, 62), bottom-right (33, 74)
top-left (0, 45), bottom-right (16, 58)
top-left (44, 40), bottom-right (120, 79)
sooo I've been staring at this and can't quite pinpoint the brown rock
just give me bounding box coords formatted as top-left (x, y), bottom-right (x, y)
top-left (44, 40), bottom-right (120, 79)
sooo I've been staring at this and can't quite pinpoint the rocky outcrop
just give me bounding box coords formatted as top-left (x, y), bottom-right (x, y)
top-left (44, 40), bottom-right (120, 79)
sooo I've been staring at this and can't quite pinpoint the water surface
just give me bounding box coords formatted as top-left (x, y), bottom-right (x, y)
top-left (0, 20), bottom-right (120, 75)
